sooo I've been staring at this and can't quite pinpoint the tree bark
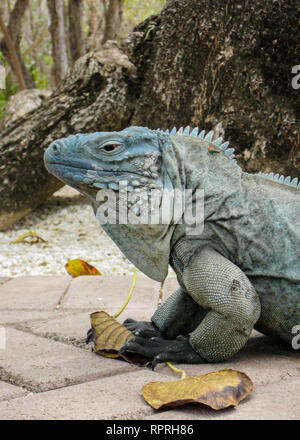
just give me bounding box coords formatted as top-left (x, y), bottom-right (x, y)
top-left (47, 0), bottom-right (70, 85)
top-left (0, 0), bottom-right (299, 230)
top-left (130, 0), bottom-right (299, 176)
top-left (86, 0), bottom-right (105, 51)
top-left (103, 0), bottom-right (123, 43)
top-left (0, 8), bottom-right (26, 90)
top-left (68, 0), bottom-right (84, 63)
top-left (0, 0), bottom-right (35, 89)
top-left (0, 44), bottom-right (137, 229)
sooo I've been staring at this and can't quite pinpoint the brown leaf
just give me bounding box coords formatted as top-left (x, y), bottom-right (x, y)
top-left (90, 311), bottom-right (149, 363)
top-left (90, 311), bottom-right (134, 357)
top-left (142, 369), bottom-right (253, 410)
top-left (65, 259), bottom-right (102, 277)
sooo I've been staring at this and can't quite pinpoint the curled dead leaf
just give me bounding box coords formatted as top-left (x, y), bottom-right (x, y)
top-left (65, 259), bottom-right (102, 277)
top-left (142, 369), bottom-right (253, 410)
top-left (13, 231), bottom-right (47, 244)
top-left (89, 311), bottom-right (148, 363)
top-left (90, 311), bottom-right (134, 358)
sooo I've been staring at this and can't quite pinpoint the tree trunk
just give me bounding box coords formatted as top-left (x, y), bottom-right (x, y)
top-left (0, 0), bottom-right (35, 89)
top-left (103, 0), bottom-right (123, 43)
top-left (86, 0), bottom-right (105, 51)
top-left (0, 0), bottom-right (299, 230)
top-left (47, 0), bottom-right (70, 85)
top-left (0, 8), bottom-right (26, 90)
top-left (0, 44), bottom-right (136, 230)
top-left (130, 0), bottom-right (299, 176)
top-left (68, 0), bottom-right (84, 63)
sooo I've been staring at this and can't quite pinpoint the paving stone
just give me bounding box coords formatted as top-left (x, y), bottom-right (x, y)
top-left (0, 310), bottom-right (72, 326)
top-left (0, 370), bottom-right (169, 420)
top-left (145, 379), bottom-right (300, 420)
top-left (61, 273), bottom-right (163, 311)
top-left (15, 312), bottom-right (91, 347)
top-left (156, 331), bottom-right (300, 387)
top-left (0, 381), bottom-right (27, 402)
top-left (14, 308), bottom-right (158, 348)
top-left (0, 277), bottom-right (11, 285)
top-left (0, 276), bottom-right (71, 310)
top-left (0, 274), bottom-right (298, 420)
top-left (0, 328), bottom-right (138, 392)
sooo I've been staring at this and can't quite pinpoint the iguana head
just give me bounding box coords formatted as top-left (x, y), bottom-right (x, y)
top-left (44, 126), bottom-right (166, 200)
top-left (45, 126), bottom-right (174, 281)
top-left (44, 125), bottom-right (237, 281)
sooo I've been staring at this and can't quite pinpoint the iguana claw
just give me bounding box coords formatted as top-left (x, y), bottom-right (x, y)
top-left (119, 334), bottom-right (205, 368)
top-left (122, 318), bottom-right (163, 338)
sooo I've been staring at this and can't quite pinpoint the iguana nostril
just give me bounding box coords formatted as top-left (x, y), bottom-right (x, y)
top-left (51, 142), bottom-right (61, 155)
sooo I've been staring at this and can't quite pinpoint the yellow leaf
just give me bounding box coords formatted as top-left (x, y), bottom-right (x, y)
top-left (13, 231), bottom-right (47, 244)
top-left (65, 259), bottom-right (102, 277)
top-left (142, 369), bottom-right (253, 410)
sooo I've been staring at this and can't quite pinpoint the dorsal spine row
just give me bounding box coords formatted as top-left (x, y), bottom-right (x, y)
top-left (157, 126), bottom-right (299, 190)
top-left (157, 126), bottom-right (235, 161)
top-left (257, 172), bottom-right (300, 189)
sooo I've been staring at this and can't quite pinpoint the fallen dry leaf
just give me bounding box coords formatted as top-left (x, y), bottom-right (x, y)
top-left (13, 231), bottom-right (47, 244)
top-left (90, 311), bottom-right (148, 363)
top-left (90, 311), bottom-right (134, 358)
top-left (142, 369), bottom-right (253, 410)
top-left (65, 259), bottom-right (102, 277)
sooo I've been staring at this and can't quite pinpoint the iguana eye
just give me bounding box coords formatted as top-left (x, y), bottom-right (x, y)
top-left (103, 144), bottom-right (119, 152)
top-left (101, 142), bottom-right (122, 154)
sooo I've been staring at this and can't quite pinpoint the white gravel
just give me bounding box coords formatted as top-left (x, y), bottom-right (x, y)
top-left (0, 186), bottom-right (135, 277)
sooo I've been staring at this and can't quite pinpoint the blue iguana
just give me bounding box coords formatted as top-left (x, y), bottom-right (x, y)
top-left (44, 126), bottom-right (300, 366)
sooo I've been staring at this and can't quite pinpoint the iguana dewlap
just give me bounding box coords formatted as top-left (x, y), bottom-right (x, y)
top-left (44, 126), bottom-right (300, 365)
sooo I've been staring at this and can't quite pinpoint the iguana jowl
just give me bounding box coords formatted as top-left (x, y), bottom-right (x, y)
top-left (44, 126), bottom-right (300, 365)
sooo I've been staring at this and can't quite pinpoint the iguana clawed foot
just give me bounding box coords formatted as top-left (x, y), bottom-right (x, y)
top-left (86, 320), bottom-right (204, 369)
top-left (119, 332), bottom-right (205, 369)
top-left (122, 318), bottom-right (163, 338)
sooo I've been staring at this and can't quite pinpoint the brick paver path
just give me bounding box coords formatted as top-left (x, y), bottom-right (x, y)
top-left (0, 275), bottom-right (299, 419)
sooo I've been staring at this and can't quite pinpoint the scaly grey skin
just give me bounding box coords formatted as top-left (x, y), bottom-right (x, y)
top-left (44, 126), bottom-right (300, 366)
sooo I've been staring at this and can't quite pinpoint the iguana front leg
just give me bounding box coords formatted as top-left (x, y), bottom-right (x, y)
top-left (119, 334), bottom-right (204, 368)
top-left (120, 287), bottom-right (207, 365)
top-left (86, 289), bottom-right (198, 350)
top-left (122, 288), bottom-right (207, 338)
top-left (121, 247), bottom-right (261, 364)
top-left (183, 246), bottom-right (261, 362)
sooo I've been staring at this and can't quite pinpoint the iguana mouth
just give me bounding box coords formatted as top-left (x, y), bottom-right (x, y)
top-left (45, 161), bottom-right (160, 191)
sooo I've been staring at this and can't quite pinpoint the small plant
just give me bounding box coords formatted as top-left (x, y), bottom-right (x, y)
top-left (0, 84), bottom-right (18, 121)
top-left (24, 54), bottom-right (51, 90)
